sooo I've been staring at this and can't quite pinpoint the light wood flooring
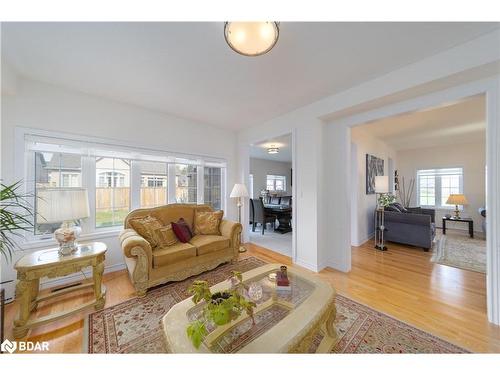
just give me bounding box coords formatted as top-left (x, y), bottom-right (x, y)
top-left (3, 239), bottom-right (500, 353)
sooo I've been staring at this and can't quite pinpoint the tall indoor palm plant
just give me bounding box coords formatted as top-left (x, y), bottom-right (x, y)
top-left (0, 181), bottom-right (34, 262)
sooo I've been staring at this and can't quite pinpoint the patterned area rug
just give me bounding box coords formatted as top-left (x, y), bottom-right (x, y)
top-left (432, 233), bottom-right (486, 273)
top-left (86, 257), bottom-right (468, 353)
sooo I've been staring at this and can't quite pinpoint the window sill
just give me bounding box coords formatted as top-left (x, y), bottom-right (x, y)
top-left (19, 227), bottom-right (123, 251)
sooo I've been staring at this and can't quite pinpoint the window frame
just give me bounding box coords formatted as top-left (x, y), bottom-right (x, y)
top-left (19, 128), bottom-right (228, 245)
top-left (266, 174), bottom-right (287, 192)
top-left (416, 167), bottom-right (464, 209)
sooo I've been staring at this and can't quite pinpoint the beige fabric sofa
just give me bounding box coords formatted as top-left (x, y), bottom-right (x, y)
top-left (119, 204), bottom-right (242, 296)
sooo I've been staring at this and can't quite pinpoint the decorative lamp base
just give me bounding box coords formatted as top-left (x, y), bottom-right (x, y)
top-left (54, 223), bottom-right (81, 256)
top-left (238, 245), bottom-right (247, 253)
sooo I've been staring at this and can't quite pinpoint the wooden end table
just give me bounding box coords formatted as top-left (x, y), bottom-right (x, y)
top-left (13, 242), bottom-right (107, 339)
top-left (442, 216), bottom-right (474, 238)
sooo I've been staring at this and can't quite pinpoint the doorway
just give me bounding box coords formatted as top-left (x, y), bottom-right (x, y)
top-left (246, 133), bottom-right (295, 257)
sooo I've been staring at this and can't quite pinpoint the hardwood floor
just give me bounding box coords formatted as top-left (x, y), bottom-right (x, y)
top-left (4, 240), bottom-right (500, 353)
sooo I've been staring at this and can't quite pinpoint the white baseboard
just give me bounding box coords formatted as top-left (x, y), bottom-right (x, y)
top-left (294, 258), bottom-right (321, 272)
top-left (327, 259), bottom-right (351, 273)
top-left (352, 232), bottom-right (374, 247)
top-left (40, 262), bottom-right (126, 290)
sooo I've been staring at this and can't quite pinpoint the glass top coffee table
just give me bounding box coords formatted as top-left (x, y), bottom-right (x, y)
top-left (161, 263), bottom-right (337, 353)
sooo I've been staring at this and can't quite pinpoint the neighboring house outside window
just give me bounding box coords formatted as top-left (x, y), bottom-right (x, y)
top-left (417, 168), bottom-right (463, 208)
top-left (95, 158), bottom-right (131, 228)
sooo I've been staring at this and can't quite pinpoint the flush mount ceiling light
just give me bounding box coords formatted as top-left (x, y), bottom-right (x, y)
top-left (267, 146), bottom-right (279, 154)
top-left (224, 22), bottom-right (280, 57)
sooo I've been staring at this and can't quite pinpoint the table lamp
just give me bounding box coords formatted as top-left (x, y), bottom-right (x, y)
top-left (446, 194), bottom-right (468, 219)
top-left (230, 183), bottom-right (249, 253)
top-left (37, 188), bottom-right (90, 255)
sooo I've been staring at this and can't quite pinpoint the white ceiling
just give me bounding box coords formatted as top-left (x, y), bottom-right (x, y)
top-left (355, 95), bottom-right (486, 150)
top-left (2, 22), bottom-right (499, 130)
top-left (250, 133), bottom-right (292, 162)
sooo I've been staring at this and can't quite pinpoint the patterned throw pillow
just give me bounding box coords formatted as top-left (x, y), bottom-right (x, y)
top-left (154, 224), bottom-right (179, 247)
top-left (171, 218), bottom-right (193, 243)
top-left (128, 215), bottom-right (163, 248)
top-left (194, 210), bottom-right (224, 235)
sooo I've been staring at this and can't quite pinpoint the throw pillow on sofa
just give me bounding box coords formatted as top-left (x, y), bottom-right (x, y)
top-left (129, 215), bottom-right (163, 248)
top-left (194, 210), bottom-right (224, 235)
top-left (171, 218), bottom-right (193, 243)
top-left (385, 203), bottom-right (401, 212)
top-left (393, 202), bottom-right (408, 213)
top-left (154, 224), bottom-right (179, 247)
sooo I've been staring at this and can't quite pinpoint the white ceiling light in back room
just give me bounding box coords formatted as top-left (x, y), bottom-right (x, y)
top-left (224, 22), bottom-right (279, 56)
top-left (267, 146), bottom-right (279, 154)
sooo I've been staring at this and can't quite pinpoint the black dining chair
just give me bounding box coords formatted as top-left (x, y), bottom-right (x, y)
top-left (249, 198), bottom-right (255, 225)
top-left (251, 198), bottom-right (277, 235)
top-left (280, 196), bottom-right (292, 207)
top-left (270, 196), bottom-right (281, 205)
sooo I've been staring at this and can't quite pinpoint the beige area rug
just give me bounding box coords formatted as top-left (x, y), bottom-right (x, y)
top-left (86, 257), bottom-right (468, 353)
top-left (432, 233), bottom-right (486, 273)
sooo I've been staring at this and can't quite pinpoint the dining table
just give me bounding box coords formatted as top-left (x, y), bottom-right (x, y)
top-left (264, 204), bottom-right (292, 234)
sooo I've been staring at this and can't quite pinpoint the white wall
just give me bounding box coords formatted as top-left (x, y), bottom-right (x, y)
top-left (0, 76), bottom-right (238, 299)
top-left (397, 140), bottom-right (486, 233)
top-left (249, 157), bottom-right (292, 199)
top-left (350, 127), bottom-right (397, 246)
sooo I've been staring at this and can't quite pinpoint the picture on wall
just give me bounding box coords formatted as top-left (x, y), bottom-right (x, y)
top-left (366, 154), bottom-right (384, 194)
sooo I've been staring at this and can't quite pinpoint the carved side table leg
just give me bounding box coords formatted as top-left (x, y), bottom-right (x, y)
top-left (93, 261), bottom-right (105, 310)
top-left (30, 279), bottom-right (40, 312)
top-left (13, 279), bottom-right (33, 338)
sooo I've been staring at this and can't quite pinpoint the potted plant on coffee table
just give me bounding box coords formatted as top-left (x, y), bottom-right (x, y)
top-left (186, 271), bottom-right (257, 349)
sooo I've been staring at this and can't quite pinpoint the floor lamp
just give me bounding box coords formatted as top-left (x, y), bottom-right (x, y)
top-left (374, 175), bottom-right (389, 251)
top-left (230, 183), bottom-right (249, 253)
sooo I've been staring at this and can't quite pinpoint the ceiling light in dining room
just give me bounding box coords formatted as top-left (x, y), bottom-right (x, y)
top-left (267, 146), bottom-right (279, 154)
top-left (224, 22), bottom-right (280, 57)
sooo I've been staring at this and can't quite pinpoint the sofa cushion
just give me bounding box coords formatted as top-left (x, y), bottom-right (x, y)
top-left (152, 242), bottom-right (197, 268)
top-left (154, 224), bottom-right (179, 247)
top-left (171, 218), bottom-right (193, 243)
top-left (128, 215), bottom-right (163, 248)
top-left (190, 235), bottom-right (230, 256)
top-left (194, 210), bottom-right (224, 235)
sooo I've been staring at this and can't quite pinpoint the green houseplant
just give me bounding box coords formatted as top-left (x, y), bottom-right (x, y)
top-left (186, 271), bottom-right (257, 349)
top-left (0, 181), bottom-right (34, 262)
top-left (377, 193), bottom-right (396, 208)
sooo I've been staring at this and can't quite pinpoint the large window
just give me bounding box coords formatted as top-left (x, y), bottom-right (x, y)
top-left (95, 157), bottom-right (130, 228)
top-left (417, 168), bottom-right (463, 208)
top-left (25, 132), bottom-right (226, 239)
top-left (266, 175), bottom-right (286, 192)
top-left (204, 167), bottom-right (222, 210)
top-left (34, 152), bottom-right (82, 234)
top-left (139, 161), bottom-right (168, 208)
top-left (175, 164), bottom-right (197, 203)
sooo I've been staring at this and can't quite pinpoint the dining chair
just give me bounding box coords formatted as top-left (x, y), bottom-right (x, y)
top-left (251, 198), bottom-right (277, 235)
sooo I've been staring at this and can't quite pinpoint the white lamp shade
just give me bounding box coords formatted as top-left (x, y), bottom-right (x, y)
top-left (374, 176), bottom-right (389, 193)
top-left (37, 188), bottom-right (90, 224)
top-left (230, 183), bottom-right (249, 198)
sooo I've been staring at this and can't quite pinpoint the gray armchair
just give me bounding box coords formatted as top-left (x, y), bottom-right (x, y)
top-left (382, 206), bottom-right (436, 251)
